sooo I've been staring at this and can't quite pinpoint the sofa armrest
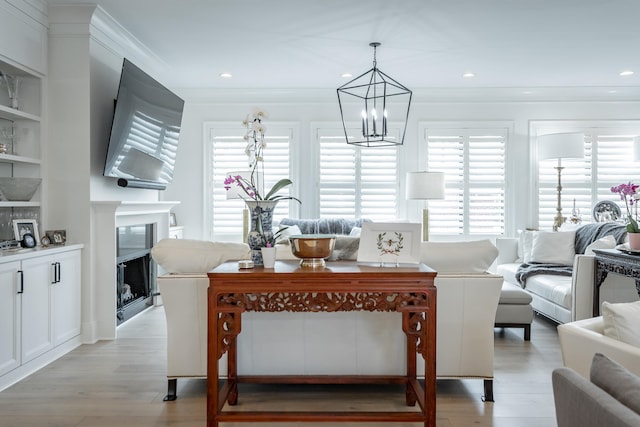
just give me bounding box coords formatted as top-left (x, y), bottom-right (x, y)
top-left (558, 317), bottom-right (640, 379)
top-left (495, 237), bottom-right (519, 265)
top-left (572, 254), bottom-right (596, 321)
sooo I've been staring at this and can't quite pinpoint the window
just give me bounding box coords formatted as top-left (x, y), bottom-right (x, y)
top-left (317, 128), bottom-right (399, 220)
top-left (208, 124), bottom-right (295, 240)
top-left (538, 130), bottom-right (639, 229)
top-left (424, 127), bottom-right (507, 236)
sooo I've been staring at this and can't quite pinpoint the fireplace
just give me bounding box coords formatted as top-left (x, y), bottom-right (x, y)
top-left (116, 223), bottom-right (156, 324)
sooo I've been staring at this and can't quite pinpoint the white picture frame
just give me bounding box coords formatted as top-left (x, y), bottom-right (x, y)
top-left (357, 222), bottom-right (422, 265)
top-left (13, 219), bottom-right (39, 243)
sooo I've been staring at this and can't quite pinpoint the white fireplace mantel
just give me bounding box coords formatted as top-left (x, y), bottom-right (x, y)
top-left (91, 201), bottom-right (179, 340)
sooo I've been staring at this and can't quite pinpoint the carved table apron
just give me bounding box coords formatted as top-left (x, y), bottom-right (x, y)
top-left (207, 260), bottom-right (437, 427)
top-left (593, 248), bottom-right (640, 316)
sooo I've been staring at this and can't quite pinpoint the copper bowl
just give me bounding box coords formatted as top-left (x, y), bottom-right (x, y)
top-left (288, 234), bottom-right (336, 268)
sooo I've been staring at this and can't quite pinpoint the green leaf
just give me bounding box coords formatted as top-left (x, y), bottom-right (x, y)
top-left (264, 178), bottom-right (293, 200)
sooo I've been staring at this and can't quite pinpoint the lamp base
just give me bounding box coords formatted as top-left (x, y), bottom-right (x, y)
top-left (422, 208), bottom-right (429, 241)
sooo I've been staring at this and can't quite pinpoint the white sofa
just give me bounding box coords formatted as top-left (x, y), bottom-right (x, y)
top-left (152, 238), bottom-right (503, 402)
top-left (558, 315), bottom-right (640, 379)
top-left (495, 225), bottom-right (637, 324)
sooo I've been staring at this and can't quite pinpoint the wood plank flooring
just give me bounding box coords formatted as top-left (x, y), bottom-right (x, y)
top-left (0, 307), bottom-right (561, 426)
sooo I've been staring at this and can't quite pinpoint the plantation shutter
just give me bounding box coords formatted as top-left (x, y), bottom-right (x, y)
top-left (318, 128), bottom-right (399, 220)
top-left (425, 128), bottom-right (507, 235)
top-left (538, 132), bottom-right (636, 229)
top-left (210, 126), bottom-right (293, 240)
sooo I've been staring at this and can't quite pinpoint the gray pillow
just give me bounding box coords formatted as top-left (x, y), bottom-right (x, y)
top-left (590, 352), bottom-right (640, 415)
top-left (327, 236), bottom-right (360, 261)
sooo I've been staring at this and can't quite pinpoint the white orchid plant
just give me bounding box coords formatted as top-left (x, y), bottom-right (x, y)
top-left (224, 107), bottom-right (300, 203)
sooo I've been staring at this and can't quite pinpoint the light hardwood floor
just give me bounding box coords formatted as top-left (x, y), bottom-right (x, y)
top-left (0, 307), bottom-right (561, 426)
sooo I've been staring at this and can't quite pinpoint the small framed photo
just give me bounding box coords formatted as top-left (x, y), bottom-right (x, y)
top-left (45, 229), bottom-right (67, 245)
top-left (169, 212), bottom-right (177, 227)
top-left (13, 219), bottom-right (39, 243)
top-left (357, 222), bottom-right (422, 265)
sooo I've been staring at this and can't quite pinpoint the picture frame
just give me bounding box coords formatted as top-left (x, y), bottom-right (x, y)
top-left (45, 229), bottom-right (67, 246)
top-left (357, 222), bottom-right (422, 265)
top-left (169, 212), bottom-right (177, 227)
top-left (13, 219), bottom-right (39, 243)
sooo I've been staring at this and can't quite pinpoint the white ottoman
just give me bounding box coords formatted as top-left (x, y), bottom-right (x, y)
top-left (495, 281), bottom-right (533, 340)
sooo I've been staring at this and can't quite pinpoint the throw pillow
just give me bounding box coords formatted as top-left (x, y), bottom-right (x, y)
top-left (584, 235), bottom-right (617, 255)
top-left (349, 226), bottom-right (361, 237)
top-left (529, 230), bottom-right (576, 266)
top-left (517, 229), bottom-right (537, 263)
top-left (275, 224), bottom-right (302, 244)
top-left (590, 352), bottom-right (640, 415)
top-left (602, 301), bottom-right (640, 347)
top-left (421, 239), bottom-right (498, 274)
top-left (327, 236), bottom-right (360, 260)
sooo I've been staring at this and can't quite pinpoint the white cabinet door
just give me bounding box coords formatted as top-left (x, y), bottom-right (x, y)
top-left (0, 261), bottom-right (20, 376)
top-left (52, 250), bottom-right (81, 345)
top-left (20, 255), bottom-right (53, 363)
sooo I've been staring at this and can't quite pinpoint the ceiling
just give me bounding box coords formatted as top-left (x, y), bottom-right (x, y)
top-left (44, 0), bottom-right (640, 99)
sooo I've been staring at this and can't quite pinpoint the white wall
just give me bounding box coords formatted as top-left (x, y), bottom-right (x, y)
top-left (163, 92), bottom-right (640, 240)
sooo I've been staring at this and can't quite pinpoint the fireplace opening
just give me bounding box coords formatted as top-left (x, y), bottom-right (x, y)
top-left (116, 223), bottom-right (156, 325)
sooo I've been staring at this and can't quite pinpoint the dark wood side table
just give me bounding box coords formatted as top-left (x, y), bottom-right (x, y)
top-left (207, 260), bottom-right (437, 427)
top-left (592, 248), bottom-right (640, 316)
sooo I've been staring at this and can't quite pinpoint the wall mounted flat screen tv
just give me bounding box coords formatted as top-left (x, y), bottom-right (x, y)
top-left (103, 59), bottom-right (184, 190)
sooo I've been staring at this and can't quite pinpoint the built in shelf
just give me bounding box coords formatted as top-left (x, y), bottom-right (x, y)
top-left (0, 104), bottom-right (40, 122)
top-left (0, 153), bottom-right (41, 165)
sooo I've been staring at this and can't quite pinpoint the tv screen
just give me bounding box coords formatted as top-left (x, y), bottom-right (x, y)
top-left (103, 59), bottom-right (184, 189)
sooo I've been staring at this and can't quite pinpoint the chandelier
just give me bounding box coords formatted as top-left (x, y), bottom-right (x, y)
top-left (337, 42), bottom-right (412, 147)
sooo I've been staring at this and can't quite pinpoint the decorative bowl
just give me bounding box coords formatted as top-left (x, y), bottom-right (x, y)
top-left (0, 177), bottom-right (42, 201)
top-left (288, 234), bottom-right (336, 268)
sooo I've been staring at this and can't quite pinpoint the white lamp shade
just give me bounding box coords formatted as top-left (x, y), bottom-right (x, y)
top-left (538, 132), bottom-right (585, 160)
top-left (225, 171), bottom-right (262, 199)
top-left (405, 171), bottom-right (445, 200)
top-left (634, 136), bottom-right (640, 162)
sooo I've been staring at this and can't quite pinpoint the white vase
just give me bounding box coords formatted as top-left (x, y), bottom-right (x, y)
top-left (628, 232), bottom-right (640, 250)
top-left (260, 247), bottom-right (277, 268)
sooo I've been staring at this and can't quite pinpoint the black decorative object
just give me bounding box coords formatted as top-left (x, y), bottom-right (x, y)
top-left (336, 42), bottom-right (412, 147)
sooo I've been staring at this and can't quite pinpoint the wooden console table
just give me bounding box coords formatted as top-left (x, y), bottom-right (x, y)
top-left (207, 261), bottom-right (437, 427)
top-left (593, 248), bottom-right (640, 316)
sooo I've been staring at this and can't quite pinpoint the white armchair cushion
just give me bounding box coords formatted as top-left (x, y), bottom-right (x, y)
top-left (420, 239), bottom-right (498, 274)
top-left (152, 238), bottom-right (250, 274)
top-left (602, 301), bottom-right (640, 347)
top-left (530, 230), bottom-right (576, 266)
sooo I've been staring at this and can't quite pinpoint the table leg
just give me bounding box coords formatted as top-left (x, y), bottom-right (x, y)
top-left (403, 311), bottom-right (418, 407)
top-left (593, 260), bottom-right (609, 316)
top-left (207, 305), bottom-right (219, 427)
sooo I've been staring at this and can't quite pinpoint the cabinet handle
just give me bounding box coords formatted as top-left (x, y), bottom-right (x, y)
top-left (51, 262), bottom-right (62, 284)
top-left (17, 270), bottom-right (24, 294)
top-left (56, 262), bottom-right (61, 283)
top-left (51, 262), bottom-right (57, 284)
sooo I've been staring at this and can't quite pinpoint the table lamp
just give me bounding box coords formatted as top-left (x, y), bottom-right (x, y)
top-left (537, 133), bottom-right (584, 231)
top-left (406, 171), bottom-right (445, 241)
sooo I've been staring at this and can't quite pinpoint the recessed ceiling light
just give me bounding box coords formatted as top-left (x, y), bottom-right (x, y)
top-left (608, 90), bottom-right (618, 93)
top-left (219, 72), bottom-right (233, 78)
top-left (462, 72), bottom-right (475, 78)
top-left (522, 91), bottom-right (533, 95)
top-left (341, 73), bottom-right (353, 78)
top-left (620, 70), bottom-right (634, 76)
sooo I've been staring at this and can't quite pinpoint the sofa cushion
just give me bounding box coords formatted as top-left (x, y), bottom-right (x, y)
top-left (529, 230), bottom-right (576, 266)
top-left (590, 352), bottom-right (640, 415)
top-left (499, 281), bottom-right (533, 304)
top-left (525, 274), bottom-right (572, 309)
top-left (518, 229), bottom-right (536, 263)
top-left (151, 238), bottom-right (250, 274)
top-left (602, 301), bottom-right (640, 347)
top-left (275, 224), bottom-right (302, 244)
top-left (584, 235), bottom-right (617, 255)
top-left (496, 263), bottom-right (519, 287)
top-left (420, 239), bottom-right (498, 274)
